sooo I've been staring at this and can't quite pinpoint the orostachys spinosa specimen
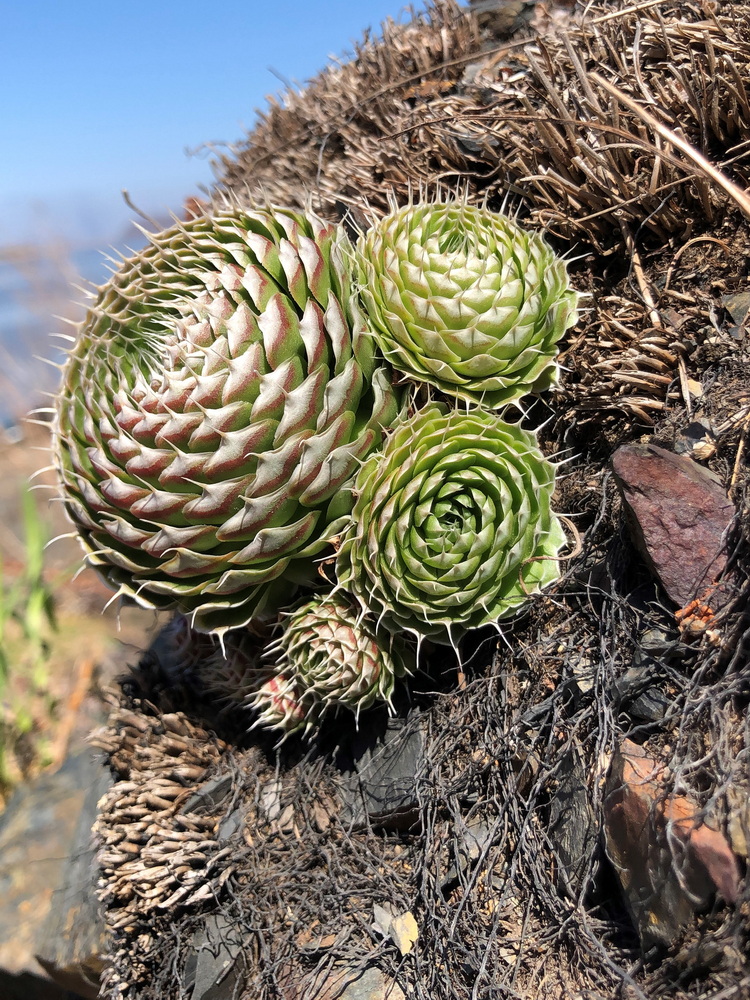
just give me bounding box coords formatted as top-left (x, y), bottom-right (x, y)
top-left (336, 403), bottom-right (566, 646)
top-left (267, 592), bottom-right (414, 718)
top-left (53, 208), bottom-right (402, 634)
top-left (53, 198), bottom-right (573, 733)
top-left (356, 200), bottom-right (579, 408)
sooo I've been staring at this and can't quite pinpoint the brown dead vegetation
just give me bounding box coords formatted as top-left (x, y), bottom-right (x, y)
top-left (95, 3), bottom-right (750, 999)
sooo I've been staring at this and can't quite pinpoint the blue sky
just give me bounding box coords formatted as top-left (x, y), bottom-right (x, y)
top-left (2, 0), bottom-right (422, 247)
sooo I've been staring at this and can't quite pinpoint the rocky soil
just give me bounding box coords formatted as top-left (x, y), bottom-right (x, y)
top-left (2, 2), bottom-right (750, 999)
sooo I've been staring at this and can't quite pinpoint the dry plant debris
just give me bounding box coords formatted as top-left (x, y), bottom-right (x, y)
top-left (90, 2), bottom-right (750, 999)
top-left (213, 0), bottom-right (750, 435)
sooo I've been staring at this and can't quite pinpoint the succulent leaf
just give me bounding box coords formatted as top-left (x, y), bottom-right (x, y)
top-left (54, 210), bottom-right (401, 632)
top-left (336, 403), bottom-right (566, 642)
top-left (357, 202), bottom-right (579, 407)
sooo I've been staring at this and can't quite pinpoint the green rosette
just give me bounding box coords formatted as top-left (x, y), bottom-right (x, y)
top-left (357, 201), bottom-right (578, 407)
top-left (270, 592), bottom-right (413, 715)
top-left (336, 403), bottom-right (566, 642)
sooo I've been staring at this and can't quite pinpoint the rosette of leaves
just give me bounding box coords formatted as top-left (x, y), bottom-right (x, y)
top-left (356, 201), bottom-right (578, 407)
top-left (269, 592), bottom-right (413, 716)
top-left (54, 209), bottom-right (401, 632)
top-left (336, 404), bottom-right (566, 642)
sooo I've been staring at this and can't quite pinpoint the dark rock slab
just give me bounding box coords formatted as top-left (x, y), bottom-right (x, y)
top-left (35, 753), bottom-right (112, 999)
top-left (723, 289), bottom-right (750, 338)
top-left (440, 817), bottom-right (496, 892)
top-left (612, 633), bottom-right (675, 725)
top-left (0, 752), bottom-right (109, 999)
top-left (611, 443), bottom-right (735, 608)
top-left (674, 420), bottom-right (717, 460)
top-left (182, 773), bottom-right (234, 816)
top-left (548, 744), bottom-right (597, 898)
top-left (336, 713), bottom-right (425, 830)
top-left (0, 969), bottom-right (77, 1000)
top-left (604, 739), bottom-right (740, 947)
top-left (183, 913), bottom-right (245, 1000)
top-left (614, 669), bottom-right (669, 723)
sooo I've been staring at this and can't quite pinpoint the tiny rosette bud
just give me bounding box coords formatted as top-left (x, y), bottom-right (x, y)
top-left (270, 593), bottom-right (413, 714)
top-left (54, 209), bottom-right (401, 633)
top-left (357, 202), bottom-right (578, 407)
top-left (336, 404), bottom-right (566, 642)
top-left (250, 673), bottom-right (314, 735)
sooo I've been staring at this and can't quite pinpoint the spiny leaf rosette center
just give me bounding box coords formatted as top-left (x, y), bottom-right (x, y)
top-left (270, 593), bottom-right (414, 717)
top-left (357, 202), bottom-right (579, 407)
top-left (54, 210), bottom-right (401, 632)
top-left (336, 403), bottom-right (566, 643)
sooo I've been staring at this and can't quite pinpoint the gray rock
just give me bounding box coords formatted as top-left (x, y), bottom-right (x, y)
top-left (182, 773), bottom-right (234, 815)
top-left (338, 968), bottom-right (406, 1000)
top-left (0, 751), bottom-right (109, 999)
top-left (674, 420), bottom-right (717, 459)
top-left (182, 771), bottom-right (243, 841)
top-left (337, 714), bottom-right (425, 830)
top-left (613, 663), bottom-right (670, 724)
top-left (36, 753), bottom-right (112, 998)
top-left (722, 289), bottom-right (750, 339)
top-left (184, 913), bottom-right (245, 1000)
top-left (548, 744), bottom-right (597, 898)
top-left (287, 966), bottom-right (406, 1000)
top-left (625, 686), bottom-right (669, 724)
top-left (439, 817), bottom-right (496, 892)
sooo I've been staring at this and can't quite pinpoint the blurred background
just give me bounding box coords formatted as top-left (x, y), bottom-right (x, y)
top-left (0, 0), bottom-right (418, 797)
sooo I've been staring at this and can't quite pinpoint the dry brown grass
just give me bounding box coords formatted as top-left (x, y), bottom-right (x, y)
top-left (88, 3), bottom-right (750, 998)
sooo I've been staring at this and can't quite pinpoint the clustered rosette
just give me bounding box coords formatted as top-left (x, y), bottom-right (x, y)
top-left (250, 673), bottom-right (312, 736)
top-left (54, 209), bottom-right (401, 633)
top-left (336, 404), bottom-right (565, 643)
top-left (269, 593), bottom-right (413, 715)
top-left (356, 201), bottom-right (578, 408)
top-left (54, 200), bottom-right (577, 736)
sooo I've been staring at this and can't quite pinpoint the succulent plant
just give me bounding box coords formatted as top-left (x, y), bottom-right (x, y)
top-left (336, 403), bottom-right (566, 643)
top-left (250, 672), bottom-right (314, 735)
top-left (54, 209), bottom-right (401, 632)
top-left (269, 592), bottom-right (413, 716)
top-left (356, 201), bottom-right (578, 407)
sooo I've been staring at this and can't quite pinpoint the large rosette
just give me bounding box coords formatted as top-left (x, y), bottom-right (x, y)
top-left (55, 209), bottom-right (400, 632)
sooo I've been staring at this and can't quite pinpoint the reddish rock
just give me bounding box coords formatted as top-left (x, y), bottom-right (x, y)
top-left (611, 443), bottom-right (735, 608)
top-left (688, 823), bottom-right (741, 905)
top-left (604, 739), bottom-right (740, 946)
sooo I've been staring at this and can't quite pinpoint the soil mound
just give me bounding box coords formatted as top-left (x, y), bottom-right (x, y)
top-left (91, 3), bottom-right (750, 998)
